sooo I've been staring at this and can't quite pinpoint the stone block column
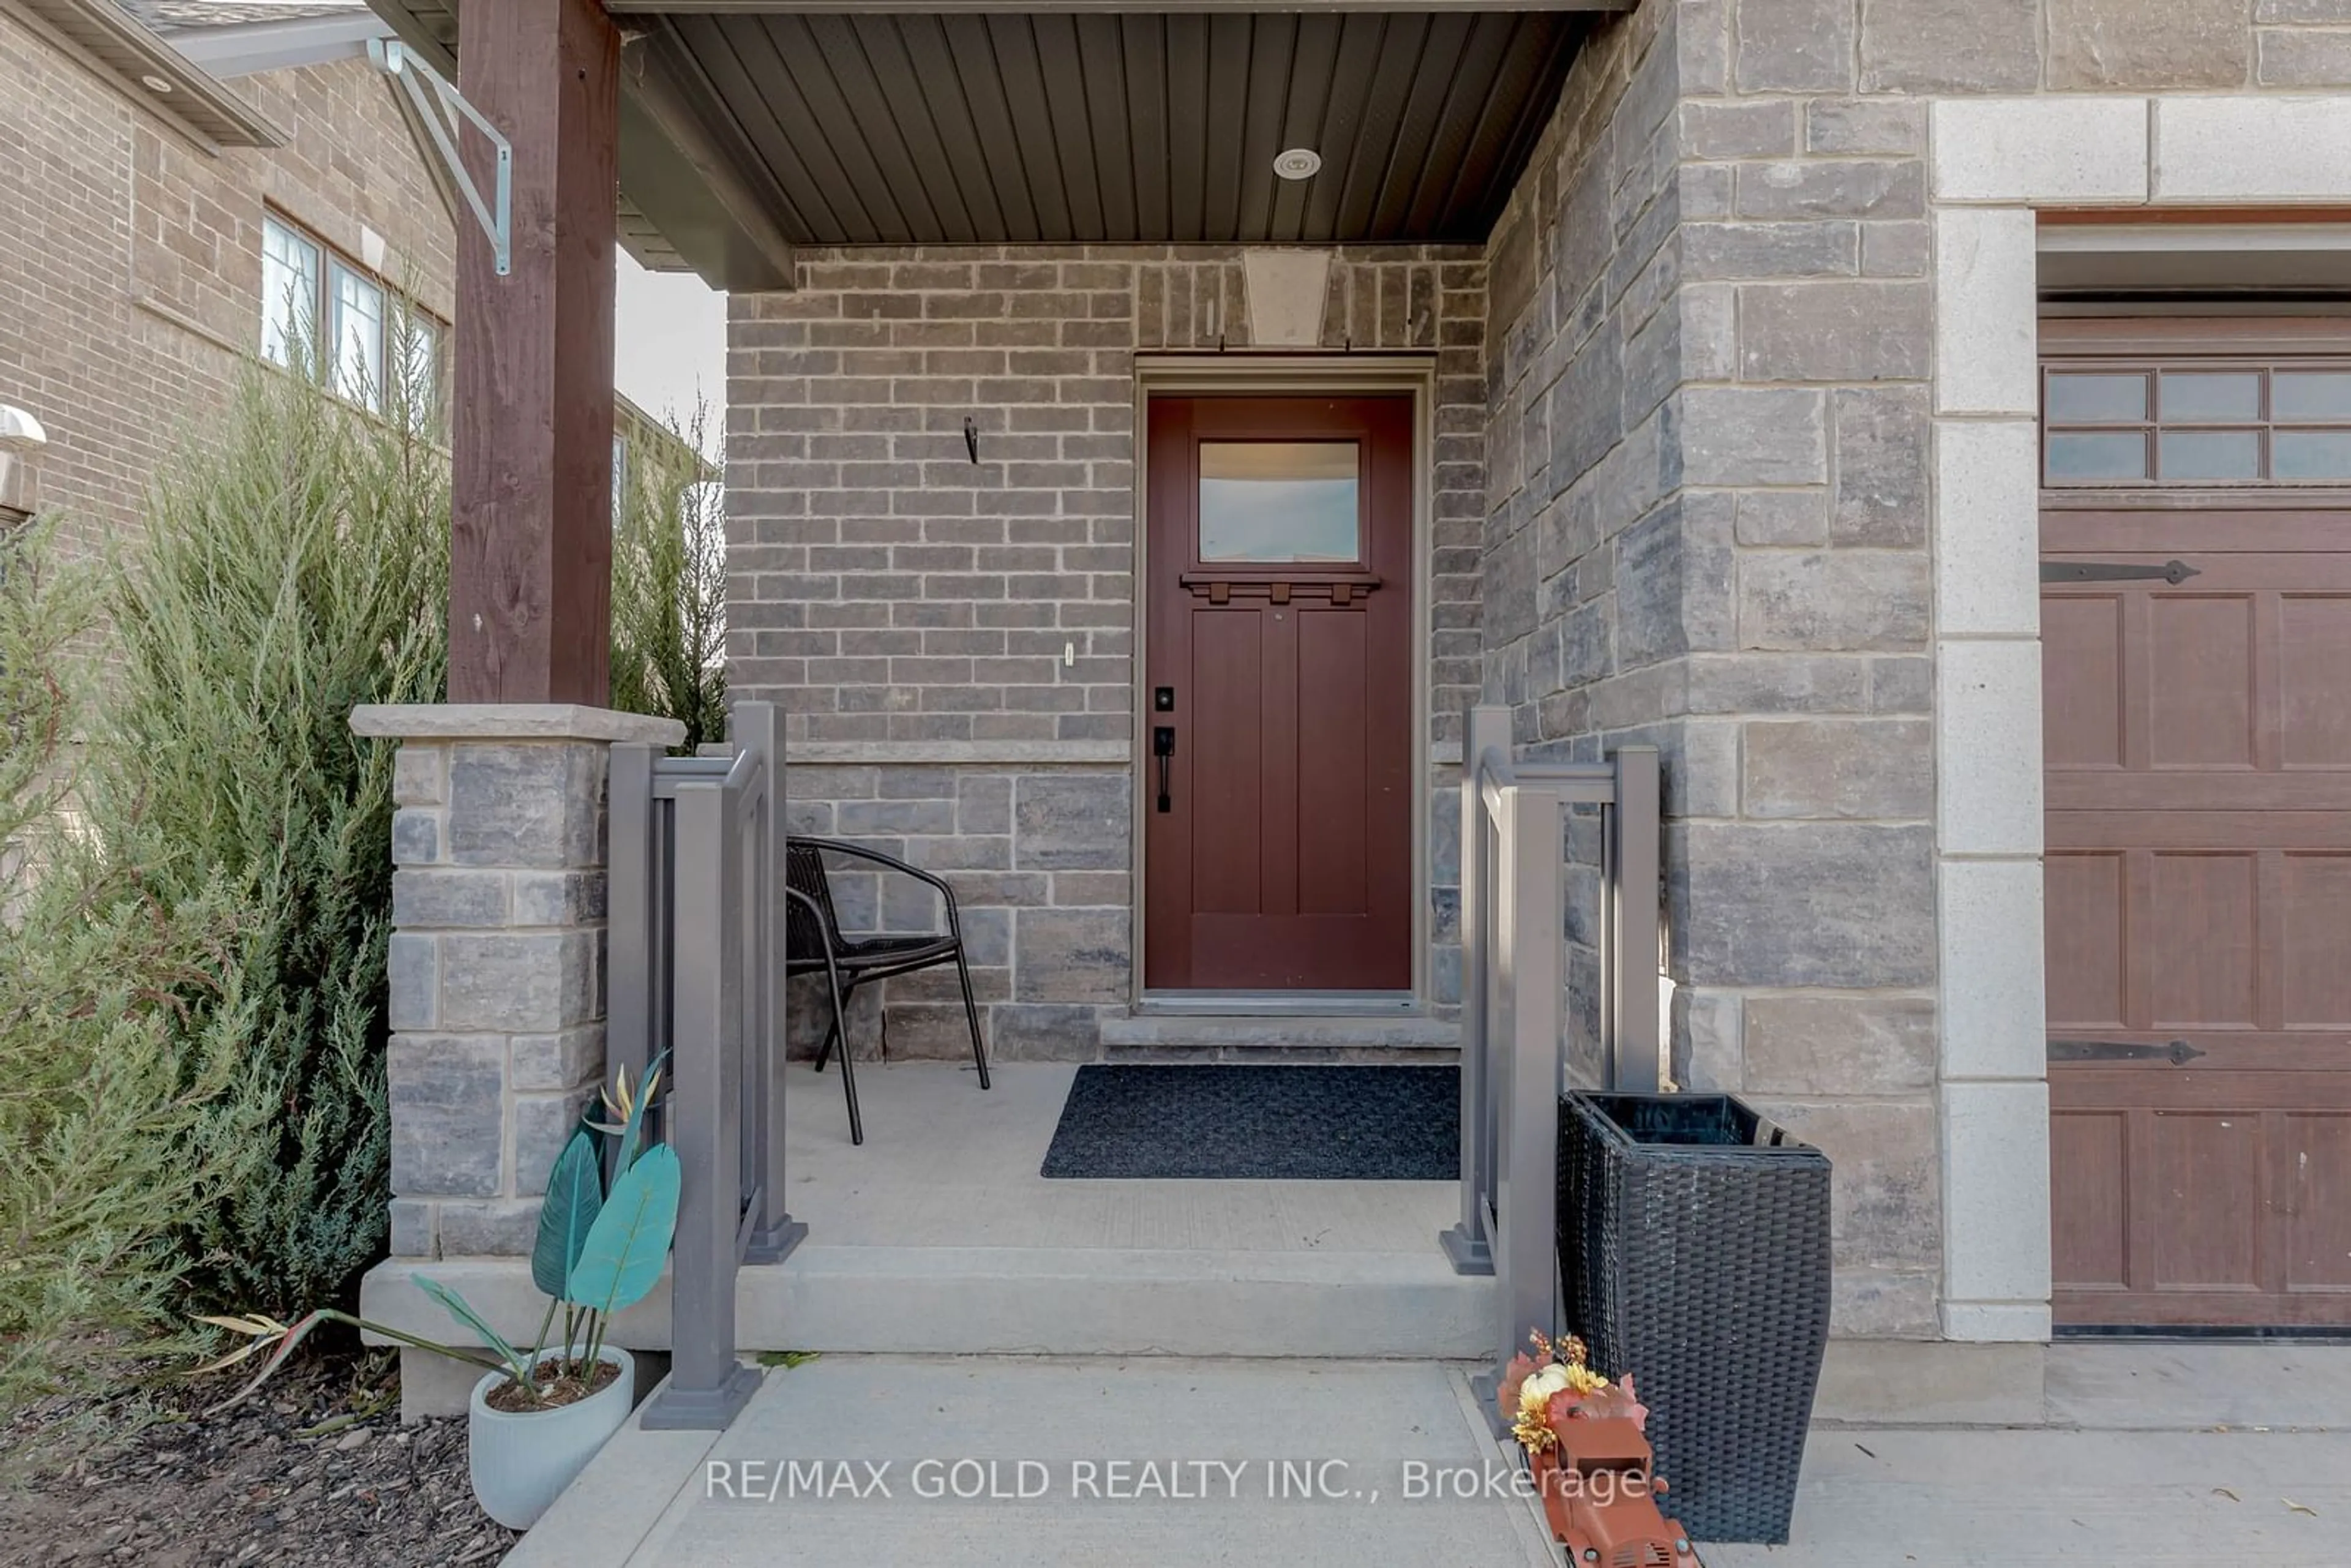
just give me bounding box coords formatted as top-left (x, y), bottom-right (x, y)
top-left (353, 704), bottom-right (684, 1258)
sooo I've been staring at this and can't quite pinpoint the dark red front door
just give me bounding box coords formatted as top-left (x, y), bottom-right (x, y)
top-left (1143, 395), bottom-right (1414, 991)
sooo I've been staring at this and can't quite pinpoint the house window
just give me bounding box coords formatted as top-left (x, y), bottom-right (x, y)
top-left (329, 261), bottom-right (386, 408)
top-left (260, 217), bottom-right (320, 370)
top-left (396, 310), bottom-right (439, 427)
top-left (260, 213), bottom-right (443, 430)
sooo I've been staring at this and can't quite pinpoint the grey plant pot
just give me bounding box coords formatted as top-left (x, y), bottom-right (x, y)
top-left (467, 1346), bottom-right (634, 1530)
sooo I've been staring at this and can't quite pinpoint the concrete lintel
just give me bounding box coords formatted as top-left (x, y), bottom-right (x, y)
top-left (1241, 250), bottom-right (1334, 347)
top-left (351, 703), bottom-right (686, 747)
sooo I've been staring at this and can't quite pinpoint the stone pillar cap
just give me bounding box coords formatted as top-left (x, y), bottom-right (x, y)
top-left (351, 703), bottom-right (686, 747)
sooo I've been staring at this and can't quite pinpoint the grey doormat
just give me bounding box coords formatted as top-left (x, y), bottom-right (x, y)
top-left (1040, 1064), bottom-right (1458, 1180)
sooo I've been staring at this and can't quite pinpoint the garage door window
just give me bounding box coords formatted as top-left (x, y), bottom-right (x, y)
top-left (2043, 361), bottom-right (2351, 486)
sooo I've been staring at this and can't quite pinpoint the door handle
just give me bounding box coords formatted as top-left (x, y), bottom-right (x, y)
top-left (1152, 726), bottom-right (1175, 813)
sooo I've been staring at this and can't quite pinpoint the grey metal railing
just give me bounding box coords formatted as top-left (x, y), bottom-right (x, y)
top-left (1439, 703), bottom-right (1660, 1416)
top-left (610, 700), bottom-right (804, 1431)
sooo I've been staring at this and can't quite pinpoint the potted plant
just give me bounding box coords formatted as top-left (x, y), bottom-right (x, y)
top-left (198, 1057), bottom-right (680, 1530)
top-left (1499, 1329), bottom-right (1700, 1564)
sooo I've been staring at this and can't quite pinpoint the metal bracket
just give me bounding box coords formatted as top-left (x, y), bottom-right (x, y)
top-left (2041, 558), bottom-right (2201, 585)
top-left (368, 39), bottom-right (511, 277)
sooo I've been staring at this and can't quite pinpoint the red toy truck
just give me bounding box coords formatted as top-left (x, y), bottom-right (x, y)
top-left (1528, 1412), bottom-right (1701, 1567)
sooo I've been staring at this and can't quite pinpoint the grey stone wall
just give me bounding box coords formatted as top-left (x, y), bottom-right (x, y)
top-left (779, 763), bottom-right (1130, 1059)
top-left (1482, 0), bottom-right (2351, 1340)
top-left (1480, 0), bottom-right (1945, 1336)
top-left (382, 737), bottom-right (615, 1258)
top-left (1478, 0), bottom-right (1691, 1088)
top-left (729, 246), bottom-right (1488, 1056)
top-left (1671, 0), bottom-right (1946, 1338)
top-left (1711, 0), bottom-right (2351, 94)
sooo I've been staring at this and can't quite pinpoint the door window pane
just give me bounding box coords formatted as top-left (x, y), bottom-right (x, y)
top-left (2158, 429), bottom-right (2260, 481)
top-left (1198, 441), bottom-right (1360, 562)
top-left (330, 263), bottom-right (385, 411)
top-left (2046, 430), bottom-right (2148, 482)
top-left (260, 217), bottom-right (319, 369)
top-left (2159, 371), bottom-right (2260, 422)
top-left (2273, 429), bottom-right (2351, 481)
top-left (2045, 373), bottom-right (2147, 424)
top-left (2274, 372), bottom-right (2351, 423)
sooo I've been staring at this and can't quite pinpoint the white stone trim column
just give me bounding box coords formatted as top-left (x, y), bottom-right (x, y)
top-left (1924, 94), bottom-right (2351, 1343)
top-left (353, 703), bottom-right (685, 1258)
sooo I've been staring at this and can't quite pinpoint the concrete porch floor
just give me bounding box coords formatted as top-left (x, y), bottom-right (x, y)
top-left (366, 1060), bottom-right (1491, 1380)
top-left (756, 1059), bottom-right (1491, 1357)
top-left (779, 1057), bottom-right (1458, 1252)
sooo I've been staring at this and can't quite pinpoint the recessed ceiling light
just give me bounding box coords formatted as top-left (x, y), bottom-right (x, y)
top-left (1272, 148), bottom-right (1322, 181)
top-left (140, 73), bottom-right (174, 92)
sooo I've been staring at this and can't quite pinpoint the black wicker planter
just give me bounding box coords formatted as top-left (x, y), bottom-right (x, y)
top-left (1558, 1092), bottom-right (1832, 1545)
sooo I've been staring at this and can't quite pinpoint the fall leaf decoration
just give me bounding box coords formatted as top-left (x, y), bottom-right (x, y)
top-left (1498, 1330), bottom-right (1650, 1454)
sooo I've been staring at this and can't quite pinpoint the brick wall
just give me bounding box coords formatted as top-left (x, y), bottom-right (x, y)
top-left (727, 246), bottom-right (1487, 1057)
top-left (0, 24), bottom-right (454, 557)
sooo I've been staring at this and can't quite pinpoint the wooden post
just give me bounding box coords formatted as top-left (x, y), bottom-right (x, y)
top-left (450, 0), bottom-right (619, 704)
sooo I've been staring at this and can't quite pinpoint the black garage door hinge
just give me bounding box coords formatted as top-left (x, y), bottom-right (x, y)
top-left (2041, 559), bottom-right (2201, 585)
top-left (2048, 1038), bottom-right (2208, 1065)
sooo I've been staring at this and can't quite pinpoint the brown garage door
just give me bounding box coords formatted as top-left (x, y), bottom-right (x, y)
top-left (2042, 318), bottom-right (2351, 1328)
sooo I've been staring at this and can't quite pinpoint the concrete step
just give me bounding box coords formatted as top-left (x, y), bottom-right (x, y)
top-left (747, 1244), bottom-right (1489, 1357)
top-left (365, 1244), bottom-right (1493, 1370)
top-left (1098, 1012), bottom-right (1460, 1059)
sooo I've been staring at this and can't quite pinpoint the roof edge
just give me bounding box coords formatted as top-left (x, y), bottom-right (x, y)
top-left (0, 0), bottom-right (288, 148)
top-left (160, 9), bottom-right (392, 78)
top-left (364, 0), bottom-right (792, 290)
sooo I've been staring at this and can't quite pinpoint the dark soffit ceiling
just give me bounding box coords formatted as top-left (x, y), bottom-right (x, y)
top-left (364, 4), bottom-right (1590, 283)
top-left (643, 11), bottom-right (1585, 247)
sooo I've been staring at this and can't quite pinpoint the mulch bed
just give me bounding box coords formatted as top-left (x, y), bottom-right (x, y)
top-left (0, 1351), bottom-right (516, 1568)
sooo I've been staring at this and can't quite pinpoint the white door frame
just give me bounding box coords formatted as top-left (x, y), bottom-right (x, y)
top-left (1128, 353), bottom-right (1438, 1013)
top-left (1925, 94), bottom-right (2351, 1343)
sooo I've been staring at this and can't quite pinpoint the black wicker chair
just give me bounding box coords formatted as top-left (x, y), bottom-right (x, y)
top-left (783, 836), bottom-right (991, 1145)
